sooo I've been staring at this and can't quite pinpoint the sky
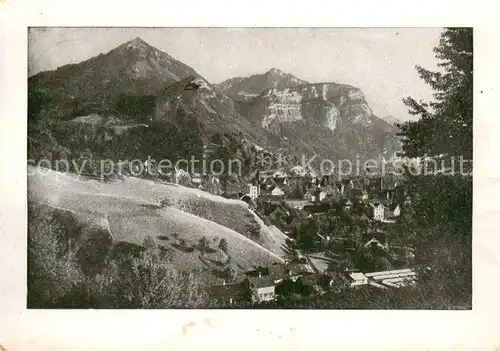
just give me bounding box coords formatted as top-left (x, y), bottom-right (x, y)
top-left (29, 27), bottom-right (443, 121)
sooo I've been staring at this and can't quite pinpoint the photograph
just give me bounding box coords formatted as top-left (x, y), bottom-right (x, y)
top-left (26, 27), bottom-right (472, 309)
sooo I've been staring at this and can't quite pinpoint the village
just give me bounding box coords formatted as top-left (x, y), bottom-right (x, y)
top-left (158, 161), bottom-right (419, 306)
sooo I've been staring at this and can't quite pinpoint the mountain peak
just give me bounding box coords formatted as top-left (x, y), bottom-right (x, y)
top-left (130, 36), bottom-right (147, 43)
top-left (266, 68), bottom-right (286, 76)
top-left (122, 37), bottom-right (151, 50)
top-left (216, 69), bottom-right (309, 102)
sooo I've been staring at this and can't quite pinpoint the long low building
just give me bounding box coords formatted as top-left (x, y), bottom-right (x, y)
top-left (348, 268), bottom-right (417, 289)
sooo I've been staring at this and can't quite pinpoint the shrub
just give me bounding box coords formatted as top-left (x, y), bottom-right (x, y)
top-left (218, 238), bottom-right (228, 253)
top-left (27, 204), bottom-right (84, 308)
top-left (198, 236), bottom-right (210, 251)
top-left (28, 202), bottom-right (209, 308)
top-left (86, 252), bottom-right (208, 308)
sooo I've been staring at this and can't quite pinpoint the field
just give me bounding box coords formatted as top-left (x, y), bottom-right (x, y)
top-left (28, 166), bottom-right (289, 275)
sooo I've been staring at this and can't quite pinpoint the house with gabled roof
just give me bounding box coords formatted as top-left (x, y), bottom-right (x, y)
top-left (303, 188), bottom-right (315, 202)
top-left (249, 275), bottom-right (277, 303)
top-left (385, 203), bottom-right (401, 219)
top-left (261, 176), bottom-right (277, 191)
top-left (271, 185), bottom-right (285, 197)
top-left (364, 237), bottom-right (389, 251)
top-left (208, 281), bottom-right (243, 305)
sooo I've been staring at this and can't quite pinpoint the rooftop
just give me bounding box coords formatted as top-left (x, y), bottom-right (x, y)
top-left (208, 282), bottom-right (243, 299)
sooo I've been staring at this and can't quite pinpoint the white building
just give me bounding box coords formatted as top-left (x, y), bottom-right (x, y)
top-left (271, 186), bottom-right (285, 196)
top-left (393, 205), bottom-right (401, 217)
top-left (349, 272), bottom-right (369, 287)
top-left (362, 190), bottom-right (369, 200)
top-left (318, 191), bottom-right (327, 202)
top-left (373, 203), bottom-right (385, 221)
top-left (273, 170), bottom-right (287, 179)
top-left (365, 268), bottom-right (417, 288)
top-left (253, 285), bottom-right (276, 303)
top-left (247, 184), bottom-right (260, 200)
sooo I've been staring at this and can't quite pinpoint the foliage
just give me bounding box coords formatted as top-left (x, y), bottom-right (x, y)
top-left (27, 204), bottom-right (84, 308)
top-left (396, 28), bottom-right (473, 308)
top-left (27, 202), bottom-right (209, 308)
top-left (82, 253), bottom-right (208, 308)
top-left (218, 238), bottom-right (229, 253)
top-left (198, 236), bottom-right (210, 251)
top-left (294, 219), bottom-right (317, 251)
top-left (398, 28), bottom-right (472, 159)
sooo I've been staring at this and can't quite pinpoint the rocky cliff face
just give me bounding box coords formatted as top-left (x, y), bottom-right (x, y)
top-left (237, 82), bottom-right (401, 161)
top-left (246, 83), bottom-right (376, 133)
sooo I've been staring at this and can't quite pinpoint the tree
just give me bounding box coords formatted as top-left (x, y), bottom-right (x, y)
top-left (198, 236), bottom-right (210, 251)
top-left (326, 272), bottom-right (351, 293)
top-left (27, 203), bottom-right (84, 307)
top-left (238, 278), bottom-right (253, 304)
top-left (87, 252), bottom-right (208, 308)
top-left (398, 28), bottom-right (472, 159)
top-left (396, 28), bottom-right (472, 308)
top-left (218, 238), bottom-right (228, 253)
top-left (295, 219), bottom-right (317, 251)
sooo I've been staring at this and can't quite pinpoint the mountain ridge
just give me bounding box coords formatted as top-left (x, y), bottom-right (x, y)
top-left (28, 37), bottom-right (401, 165)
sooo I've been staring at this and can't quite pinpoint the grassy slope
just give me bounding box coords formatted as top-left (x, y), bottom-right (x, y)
top-left (28, 166), bottom-right (287, 272)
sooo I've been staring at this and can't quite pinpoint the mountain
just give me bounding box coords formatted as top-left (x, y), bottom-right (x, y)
top-left (28, 37), bottom-right (204, 120)
top-left (382, 115), bottom-right (402, 126)
top-left (216, 68), bottom-right (309, 102)
top-left (28, 38), bottom-right (400, 169)
top-left (28, 37), bottom-right (263, 140)
top-left (236, 82), bottom-right (401, 161)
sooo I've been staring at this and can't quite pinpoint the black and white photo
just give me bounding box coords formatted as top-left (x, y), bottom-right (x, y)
top-left (26, 27), bottom-right (472, 310)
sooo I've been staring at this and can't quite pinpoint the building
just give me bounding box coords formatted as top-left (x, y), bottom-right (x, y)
top-left (385, 204), bottom-right (401, 218)
top-left (273, 170), bottom-right (287, 179)
top-left (246, 184), bottom-right (260, 200)
top-left (271, 186), bottom-right (285, 197)
top-left (208, 281), bottom-right (243, 305)
top-left (285, 200), bottom-right (313, 210)
top-left (348, 271), bottom-right (369, 287)
top-left (191, 176), bottom-right (203, 185)
top-left (364, 268), bottom-right (417, 288)
top-left (261, 176), bottom-right (277, 191)
top-left (318, 190), bottom-right (327, 202)
top-left (364, 237), bottom-right (389, 251)
top-left (362, 189), bottom-right (369, 201)
top-left (246, 262), bottom-right (315, 302)
top-left (250, 276), bottom-right (277, 303)
top-left (393, 204), bottom-right (401, 217)
top-left (344, 199), bottom-right (353, 212)
top-left (371, 203), bottom-right (385, 221)
top-left (346, 266), bottom-right (418, 290)
top-left (303, 189), bottom-right (314, 202)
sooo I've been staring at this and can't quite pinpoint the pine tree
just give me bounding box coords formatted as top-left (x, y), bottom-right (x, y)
top-left (396, 28), bottom-right (473, 308)
top-left (398, 28), bottom-right (472, 159)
